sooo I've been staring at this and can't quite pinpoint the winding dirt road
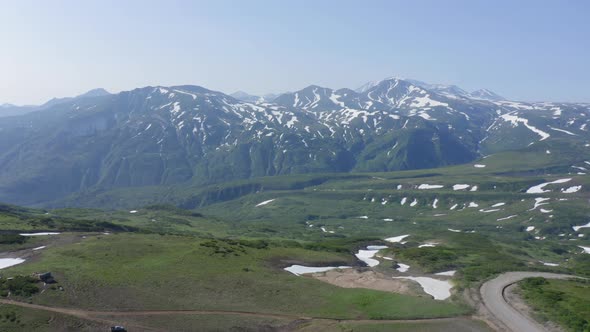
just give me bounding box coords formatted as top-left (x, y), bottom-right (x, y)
top-left (2, 270), bottom-right (578, 331)
top-left (0, 298), bottom-right (484, 331)
top-left (480, 271), bottom-right (577, 332)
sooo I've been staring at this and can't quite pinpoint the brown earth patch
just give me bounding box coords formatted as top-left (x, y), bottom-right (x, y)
top-left (308, 268), bottom-right (423, 296)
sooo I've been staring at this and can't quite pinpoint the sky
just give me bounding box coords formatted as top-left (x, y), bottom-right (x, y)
top-left (1, 0), bottom-right (589, 105)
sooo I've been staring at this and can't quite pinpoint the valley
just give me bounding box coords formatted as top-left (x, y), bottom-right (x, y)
top-left (2, 1), bottom-right (589, 330)
top-left (0, 141), bottom-right (588, 330)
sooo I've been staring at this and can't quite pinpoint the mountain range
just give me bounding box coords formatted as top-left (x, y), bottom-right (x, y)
top-left (0, 77), bottom-right (588, 207)
top-left (0, 88), bottom-right (111, 118)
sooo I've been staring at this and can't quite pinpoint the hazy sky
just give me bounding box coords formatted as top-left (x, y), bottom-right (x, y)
top-left (1, 0), bottom-right (589, 105)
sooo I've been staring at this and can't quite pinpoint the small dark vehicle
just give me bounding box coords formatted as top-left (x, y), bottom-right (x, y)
top-left (111, 326), bottom-right (127, 332)
top-left (39, 272), bottom-right (56, 284)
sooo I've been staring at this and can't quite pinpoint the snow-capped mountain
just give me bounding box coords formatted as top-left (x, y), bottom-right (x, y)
top-left (469, 89), bottom-right (504, 101)
top-left (0, 77), bottom-right (587, 206)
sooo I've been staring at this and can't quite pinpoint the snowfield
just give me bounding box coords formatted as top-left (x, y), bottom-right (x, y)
top-left (385, 235), bottom-right (410, 243)
top-left (530, 197), bottom-right (550, 210)
top-left (19, 232), bottom-right (60, 236)
top-left (573, 222), bottom-right (590, 232)
top-left (0, 258), bottom-right (25, 270)
top-left (562, 185), bottom-right (581, 193)
top-left (418, 184), bottom-right (444, 189)
top-left (452, 184), bottom-right (470, 190)
top-left (284, 265), bottom-right (351, 276)
top-left (396, 263), bottom-right (410, 272)
top-left (392, 276), bottom-right (453, 300)
top-left (418, 243), bottom-right (438, 248)
top-left (355, 246), bottom-right (388, 267)
top-left (255, 199), bottom-right (276, 207)
top-left (526, 178), bottom-right (571, 194)
top-left (497, 215), bottom-right (517, 221)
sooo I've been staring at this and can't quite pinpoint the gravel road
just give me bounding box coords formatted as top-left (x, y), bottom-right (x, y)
top-left (480, 272), bottom-right (575, 332)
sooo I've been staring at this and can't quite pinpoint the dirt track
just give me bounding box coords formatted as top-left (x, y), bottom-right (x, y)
top-left (0, 298), bottom-right (484, 331)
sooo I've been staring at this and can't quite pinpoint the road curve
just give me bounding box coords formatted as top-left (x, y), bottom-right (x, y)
top-left (480, 272), bottom-right (576, 332)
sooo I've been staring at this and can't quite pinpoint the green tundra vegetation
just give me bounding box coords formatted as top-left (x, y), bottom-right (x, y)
top-left (519, 277), bottom-right (590, 332)
top-left (0, 143), bottom-right (587, 331)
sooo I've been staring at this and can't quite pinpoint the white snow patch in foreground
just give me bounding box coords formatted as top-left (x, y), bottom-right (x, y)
top-left (468, 202), bottom-right (479, 208)
top-left (540, 262), bottom-right (559, 267)
top-left (32, 246), bottom-right (46, 251)
top-left (449, 204), bottom-right (458, 210)
top-left (129, 210), bottom-right (138, 214)
top-left (432, 198), bottom-right (439, 209)
top-left (418, 243), bottom-right (438, 248)
top-left (0, 258), bottom-right (25, 270)
top-left (284, 265), bottom-right (351, 276)
top-left (526, 226), bottom-right (535, 232)
top-left (526, 178), bottom-right (571, 194)
top-left (401, 197), bottom-right (407, 205)
top-left (470, 186), bottom-right (478, 192)
top-left (453, 184), bottom-right (470, 190)
top-left (579, 246), bottom-right (590, 254)
top-left (355, 247), bottom-right (386, 267)
top-left (562, 185), bottom-right (582, 193)
top-left (366, 245), bottom-right (388, 250)
top-left (573, 222), bottom-right (590, 232)
top-left (435, 270), bottom-right (456, 276)
top-left (418, 184), bottom-right (444, 189)
top-left (474, 164), bottom-right (486, 168)
top-left (448, 228), bottom-right (461, 233)
top-left (255, 199), bottom-right (276, 207)
top-left (492, 202), bottom-right (506, 207)
top-left (383, 218), bottom-right (393, 221)
top-left (19, 232), bottom-right (60, 236)
top-left (392, 276), bottom-right (453, 300)
top-left (396, 263), bottom-right (410, 272)
top-left (410, 199), bottom-right (418, 207)
top-left (385, 235), bottom-right (410, 243)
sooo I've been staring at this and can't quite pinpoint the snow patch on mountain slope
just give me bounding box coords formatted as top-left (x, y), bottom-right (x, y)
top-left (526, 178), bottom-right (571, 194)
top-left (499, 113), bottom-right (550, 140)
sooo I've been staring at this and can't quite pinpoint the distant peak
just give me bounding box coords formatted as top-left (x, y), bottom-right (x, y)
top-left (355, 76), bottom-right (410, 93)
top-left (230, 91), bottom-right (254, 98)
top-left (470, 88), bottom-right (504, 101)
top-left (303, 84), bottom-right (327, 90)
top-left (77, 88), bottom-right (111, 98)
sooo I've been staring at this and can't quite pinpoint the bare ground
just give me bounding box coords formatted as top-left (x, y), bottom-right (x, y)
top-left (309, 268), bottom-right (424, 296)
